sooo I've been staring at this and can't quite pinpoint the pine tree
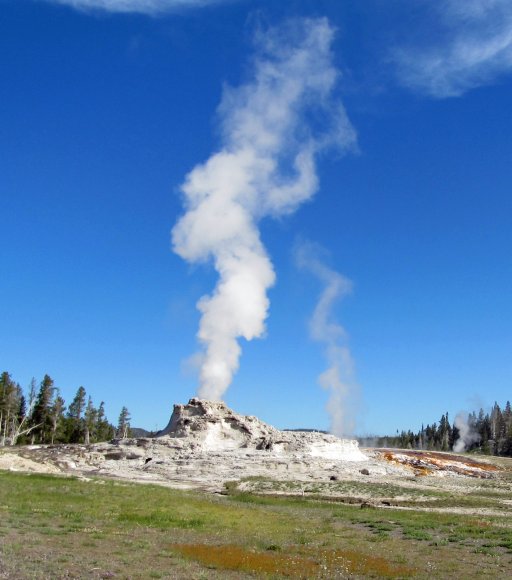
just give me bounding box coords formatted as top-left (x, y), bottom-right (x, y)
top-left (439, 413), bottom-right (450, 451)
top-left (31, 375), bottom-right (54, 443)
top-left (503, 422), bottom-right (512, 457)
top-left (49, 392), bottom-right (66, 444)
top-left (68, 386), bottom-right (86, 421)
top-left (490, 402), bottom-right (503, 453)
top-left (0, 372), bottom-right (20, 445)
top-left (96, 402), bottom-right (114, 442)
top-left (17, 393), bottom-right (26, 424)
top-left (27, 378), bottom-right (37, 408)
top-left (117, 406), bottom-right (131, 439)
top-left (504, 402), bottom-right (512, 457)
top-left (84, 397), bottom-right (97, 445)
top-left (504, 401), bottom-right (512, 422)
top-left (67, 386), bottom-right (87, 443)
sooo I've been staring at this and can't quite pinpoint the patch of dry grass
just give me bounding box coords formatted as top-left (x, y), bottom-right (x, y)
top-left (171, 543), bottom-right (416, 577)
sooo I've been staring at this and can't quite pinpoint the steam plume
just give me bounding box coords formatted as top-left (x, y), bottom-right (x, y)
top-left (296, 243), bottom-right (358, 436)
top-left (172, 18), bottom-right (356, 400)
top-left (453, 412), bottom-right (480, 452)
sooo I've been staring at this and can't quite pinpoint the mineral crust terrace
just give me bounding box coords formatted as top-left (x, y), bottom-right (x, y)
top-left (0, 399), bottom-right (502, 496)
top-left (158, 398), bottom-right (367, 461)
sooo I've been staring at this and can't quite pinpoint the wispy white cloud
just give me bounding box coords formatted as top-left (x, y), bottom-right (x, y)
top-left (44, 0), bottom-right (230, 15)
top-left (296, 242), bottom-right (359, 437)
top-left (393, 0), bottom-right (512, 97)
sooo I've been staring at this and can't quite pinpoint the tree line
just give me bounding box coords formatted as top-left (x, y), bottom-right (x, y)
top-left (360, 400), bottom-right (512, 456)
top-left (0, 371), bottom-right (132, 446)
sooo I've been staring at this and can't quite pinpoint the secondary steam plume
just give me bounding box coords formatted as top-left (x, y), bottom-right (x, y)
top-left (453, 412), bottom-right (480, 452)
top-left (172, 18), bottom-right (356, 400)
top-left (296, 243), bottom-right (358, 436)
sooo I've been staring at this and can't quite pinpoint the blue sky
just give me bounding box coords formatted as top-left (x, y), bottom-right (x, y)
top-left (1, 0), bottom-right (511, 435)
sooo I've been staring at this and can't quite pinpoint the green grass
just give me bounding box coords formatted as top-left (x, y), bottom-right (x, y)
top-left (233, 476), bottom-right (510, 509)
top-left (1, 470), bottom-right (512, 578)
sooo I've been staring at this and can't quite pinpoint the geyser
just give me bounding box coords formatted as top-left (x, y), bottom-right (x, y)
top-left (172, 17), bottom-right (356, 400)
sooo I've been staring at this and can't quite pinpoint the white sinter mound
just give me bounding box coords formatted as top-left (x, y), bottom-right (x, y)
top-left (158, 398), bottom-right (366, 461)
top-left (1, 399), bottom-right (498, 499)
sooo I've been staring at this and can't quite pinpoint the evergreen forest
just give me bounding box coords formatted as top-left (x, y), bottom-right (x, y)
top-left (0, 371), bottom-right (132, 446)
top-left (360, 402), bottom-right (512, 457)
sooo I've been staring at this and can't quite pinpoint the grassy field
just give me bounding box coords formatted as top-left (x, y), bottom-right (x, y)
top-left (1, 470), bottom-right (512, 578)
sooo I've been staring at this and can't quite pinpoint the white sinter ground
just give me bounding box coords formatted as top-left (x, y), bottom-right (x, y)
top-left (0, 398), bottom-right (506, 514)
